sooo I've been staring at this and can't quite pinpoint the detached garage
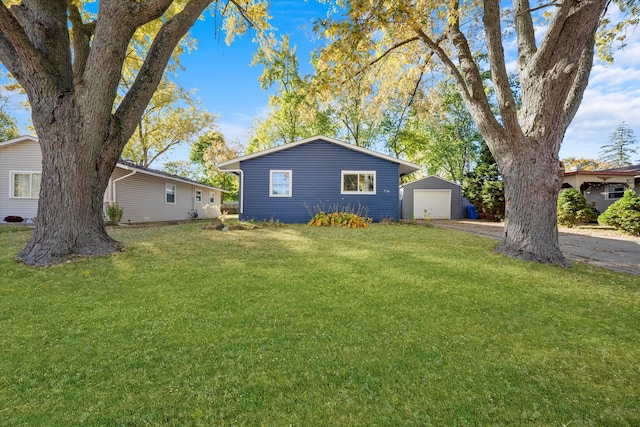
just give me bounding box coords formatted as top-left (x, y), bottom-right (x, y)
top-left (400, 176), bottom-right (468, 219)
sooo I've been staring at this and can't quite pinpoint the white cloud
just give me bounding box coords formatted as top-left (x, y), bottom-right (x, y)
top-left (561, 41), bottom-right (640, 161)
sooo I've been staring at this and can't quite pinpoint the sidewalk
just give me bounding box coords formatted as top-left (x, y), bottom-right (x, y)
top-left (431, 220), bottom-right (640, 276)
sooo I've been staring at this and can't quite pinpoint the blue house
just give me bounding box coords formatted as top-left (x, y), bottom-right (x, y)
top-left (218, 136), bottom-right (420, 223)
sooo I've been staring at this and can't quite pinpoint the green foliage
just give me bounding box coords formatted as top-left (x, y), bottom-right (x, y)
top-left (189, 131), bottom-right (240, 202)
top-left (463, 143), bottom-right (505, 221)
top-left (0, 109), bottom-right (19, 141)
top-left (248, 36), bottom-right (338, 152)
top-left (557, 189), bottom-right (598, 227)
top-left (104, 202), bottom-right (123, 226)
top-left (122, 80), bottom-right (216, 168)
top-left (598, 189), bottom-right (640, 235)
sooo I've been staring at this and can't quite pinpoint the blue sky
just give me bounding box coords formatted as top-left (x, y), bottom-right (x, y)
top-left (3, 1), bottom-right (639, 165)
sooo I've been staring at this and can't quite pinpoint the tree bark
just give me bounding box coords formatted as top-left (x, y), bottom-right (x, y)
top-left (491, 136), bottom-right (568, 265)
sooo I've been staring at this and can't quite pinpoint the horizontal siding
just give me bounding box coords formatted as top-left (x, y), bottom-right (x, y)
top-left (110, 168), bottom-right (222, 223)
top-left (0, 139), bottom-right (42, 220)
top-left (240, 139), bottom-right (401, 223)
top-left (0, 139), bottom-right (221, 224)
top-left (401, 176), bottom-right (466, 220)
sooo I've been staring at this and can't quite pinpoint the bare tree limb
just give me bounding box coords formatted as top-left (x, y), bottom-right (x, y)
top-left (484, 0), bottom-right (521, 139)
top-left (513, 0), bottom-right (537, 65)
top-left (68, 1), bottom-right (95, 81)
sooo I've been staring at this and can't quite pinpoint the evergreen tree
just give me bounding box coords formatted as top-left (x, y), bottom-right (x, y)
top-left (463, 142), bottom-right (505, 221)
top-left (599, 122), bottom-right (638, 167)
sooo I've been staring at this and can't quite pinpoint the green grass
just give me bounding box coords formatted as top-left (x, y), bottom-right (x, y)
top-left (1, 222), bottom-right (639, 426)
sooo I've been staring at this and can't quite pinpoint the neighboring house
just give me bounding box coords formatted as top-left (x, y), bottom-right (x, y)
top-left (563, 164), bottom-right (640, 213)
top-left (400, 175), bottom-right (468, 220)
top-left (219, 135), bottom-right (420, 223)
top-left (0, 135), bottom-right (224, 223)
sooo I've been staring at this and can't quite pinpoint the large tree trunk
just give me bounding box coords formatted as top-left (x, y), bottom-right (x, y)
top-left (16, 98), bottom-right (124, 266)
top-left (493, 140), bottom-right (568, 266)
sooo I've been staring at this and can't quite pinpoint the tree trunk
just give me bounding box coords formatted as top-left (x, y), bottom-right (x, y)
top-left (15, 99), bottom-right (123, 266)
top-left (493, 139), bottom-right (568, 266)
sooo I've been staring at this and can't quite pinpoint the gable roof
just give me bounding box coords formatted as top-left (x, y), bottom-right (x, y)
top-left (218, 135), bottom-right (421, 176)
top-left (0, 135), bottom-right (226, 192)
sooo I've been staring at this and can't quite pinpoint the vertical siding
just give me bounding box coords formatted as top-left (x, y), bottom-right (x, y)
top-left (401, 176), bottom-right (466, 220)
top-left (240, 139), bottom-right (401, 223)
top-left (0, 139), bottom-right (42, 220)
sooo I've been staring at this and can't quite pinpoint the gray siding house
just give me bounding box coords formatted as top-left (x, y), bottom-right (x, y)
top-left (0, 135), bottom-right (224, 223)
top-left (563, 165), bottom-right (640, 213)
top-left (219, 136), bottom-right (420, 223)
top-left (400, 176), bottom-right (468, 220)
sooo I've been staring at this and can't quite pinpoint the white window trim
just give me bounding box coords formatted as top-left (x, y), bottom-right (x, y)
top-left (605, 183), bottom-right (626, 200)
top-left (195, 189), bottom-right (202, 202)
top-left (208, 191), bottom-right (215, 204)
top-left (341, 170), bottom-right (376, 195)
top-left (10, 171), bottom-right (41, 199)
top-left (165, 183), bottom-right (176, 204)
top-left (270, 170), bottom-right (292, 198)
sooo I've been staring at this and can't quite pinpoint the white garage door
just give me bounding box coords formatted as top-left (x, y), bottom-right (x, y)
top-left (413, 189), bottom-right (451, 219)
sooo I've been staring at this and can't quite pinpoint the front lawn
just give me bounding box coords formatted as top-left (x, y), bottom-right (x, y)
top-left (1, 223), bottom-right (638, 425)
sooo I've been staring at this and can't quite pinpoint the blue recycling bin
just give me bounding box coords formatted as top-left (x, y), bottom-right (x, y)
top-left (466, 205), bottom-right (479, 220)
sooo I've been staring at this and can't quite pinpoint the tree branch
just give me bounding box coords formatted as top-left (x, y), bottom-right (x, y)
top-left (410, 5), bottom-right (504, 144)
top-left (513, 0), bottom-right (537, 65)
top-left (484, 0), bottom-right (521, 138)
top-left (355, 36), bottom-right (420, 78)
top-left (68, 1), bottom-right (96, 82)
top-left (0, 3), bottom-right (58, 90)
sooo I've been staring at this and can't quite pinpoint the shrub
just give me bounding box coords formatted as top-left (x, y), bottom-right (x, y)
top-left (308, 211), bottom-right (372, 228)
top-left (557, 188), bottom-right (598, 227)
top-left (104, 202), bottom-right (124, 225)
top-left (3, 215), bottom-right (24, 223)
top-left (598, 189), bottom-right (640, 235)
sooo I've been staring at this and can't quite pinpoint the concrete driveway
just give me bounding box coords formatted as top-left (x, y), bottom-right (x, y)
top-left (432, 220), bottom-right (640, 276)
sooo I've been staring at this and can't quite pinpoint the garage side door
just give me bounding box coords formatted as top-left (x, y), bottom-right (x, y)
top-left (413, 189), bottom-right (451, 219)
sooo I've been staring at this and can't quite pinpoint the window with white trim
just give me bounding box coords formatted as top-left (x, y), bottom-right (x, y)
top-left (341, 171), bottom-right (376, 194)
top-left (11, 172), bottom-right (41, 198)
top-left (165, 183), bottom-right (176, 204)
top-left (270, 170), bottom-right (292, 197)
top-left (195, 189), bottom-right (202, 202)
top-left (606, 184), bottom-right (626, 200)
top-left (208, 192), bottom-right (215, 203)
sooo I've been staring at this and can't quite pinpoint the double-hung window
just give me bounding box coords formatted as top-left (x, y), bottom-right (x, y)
top-left (195, 189), bottom-right (202, 202)
top-left (165, 183), bottom-right (176, 204)
top-left (208, 192), bottom-right (215, 203)
top-left (341, 171), bottom-right (376, 194)
top-left (270, 170), bottom-right (292, 197)
top-left (606, 184), bottom-right (626, 200)
top-left (11, 172), bottom-right (41, 198)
